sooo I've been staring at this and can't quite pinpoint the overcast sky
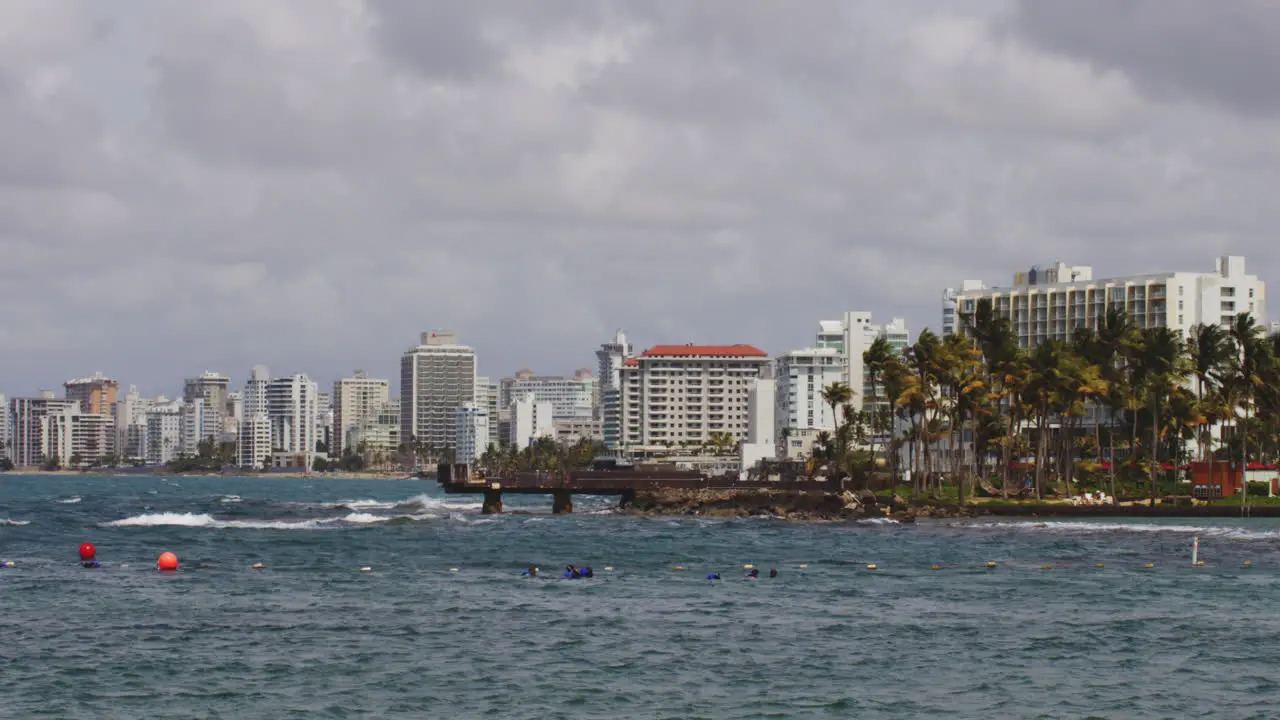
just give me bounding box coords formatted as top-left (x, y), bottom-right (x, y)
top-left (3, 0), bottom-right (1279, 397)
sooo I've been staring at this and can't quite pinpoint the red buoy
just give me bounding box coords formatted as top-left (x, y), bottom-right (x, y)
top-left (79, 542), bottom-right (96, 561)
top-left (157, 552), bottom-right (179, 571)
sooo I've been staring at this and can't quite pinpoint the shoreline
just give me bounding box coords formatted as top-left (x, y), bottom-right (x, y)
top-left (619, 488), bottom-right (1279, 521)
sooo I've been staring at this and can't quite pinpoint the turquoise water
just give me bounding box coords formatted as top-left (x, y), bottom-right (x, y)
top-left (3, 474), bottom-right (1280, 719)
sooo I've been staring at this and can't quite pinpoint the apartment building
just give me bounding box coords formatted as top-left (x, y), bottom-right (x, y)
top-left (510, 393), bottom-right (554, 450)
top-left (499, 369), bottom-right (596, 420)
top-left (183, 371), bottom-right (230, 441)
top-left (596, 330), bottom-right (632, 450)
top-left (400, 331), bottom-right (477, 454)
top-left (64, 372), bottom-right (118, 416)
top-left (238, 413), bottom-right (271, 469)
top-left (332, 370), bottom-right (390, 456)
top-left (146, 402), bottom-right (183, 465)
top-left (773, 347), bottom-right (844, 451)
top-left (9, 394), bottom-right (78, 468)
top-left (0, 393), bottom-right (8, 461)
top-left (619, 344), bottom-right (769, 450)
top-left (948, 255), bottom-right (1266, 347)
top-left (265, 374), bottom-right (319, 467)
top-left (818, 313), bottom-right (910, 412)
top-left (454, 402), bottom-right (490, 462)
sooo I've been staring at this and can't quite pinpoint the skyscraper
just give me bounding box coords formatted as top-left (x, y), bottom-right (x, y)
top-left (266, 374), bottom-right (319, 468)
top-left (595, 330), bottom-right (632, 450)
top-left (400, 331), bottom-right (477, 457)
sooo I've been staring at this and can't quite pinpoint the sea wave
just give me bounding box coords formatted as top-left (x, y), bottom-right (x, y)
top-left (968, 520), bottom-right (1280, 541)
top-left (858, 517), bottom-right (900, 526)
top-left (2, 518), bottom-right (31, 526)
top-left (104, 510), bottom-right (438, 530)
top-left (55, 497), bottom-right (82, 504)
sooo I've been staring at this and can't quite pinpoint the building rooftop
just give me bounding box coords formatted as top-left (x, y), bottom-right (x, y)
top-left (639, 344), bottom-right (768, 358)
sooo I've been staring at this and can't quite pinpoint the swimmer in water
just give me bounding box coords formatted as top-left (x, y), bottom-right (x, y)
top-left (564, 565), bottom-right (581, 579)
top-left (581, 566), bottom-right (594, 578)
top-left (521, 567), bottom-right (538, 577)
top-left (745, 568), bottom-right (759, 579)
top-left (706, 573), bottom-right (721, 581)
top-left (769, 568), bottom-right (777, 578)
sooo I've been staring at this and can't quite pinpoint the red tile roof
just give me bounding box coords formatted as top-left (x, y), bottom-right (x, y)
top-left (640, 344), bottom-right (768, 358)
top-left (623, 358), bottom-right (639, 366)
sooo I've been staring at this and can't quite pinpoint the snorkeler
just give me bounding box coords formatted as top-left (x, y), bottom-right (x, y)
top-left (521, 567), bottom-right (538, 577)
top-left (564, 565), bottom-right (582, 579)
top-left (745, 568), bottom-right (759, 579)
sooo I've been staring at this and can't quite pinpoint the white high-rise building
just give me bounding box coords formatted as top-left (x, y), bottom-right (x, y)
top-left (114, 385), bottom-right (154, 462)
top-left (400, 331), bottom-right (477, 456)
top-left (948, 255), bottom-right (1266, 347)
top-left (454, 402), bottom-right (491, 462)
top-left (942, 280), bottom-right (990, 336)
top-left (511, 393), bottom-right (554, 450)
top-left (774, 347), bottom-right (844, 449)
top-left (266, 374), bottom-right (319, 467)
top-left (332, 370), bottom-right (390, 457)
top-left (9, 394), bottom-right (77, 468)
top-left (243, 365), bottom-right (271, 417)
top-left (179, 399), bottom-right (206, 457)
top-left (474, 376), bottom-right (500, 438)
top-left (596, 330), bottom-right (633, 450)
top-left (146, 401), bottom-right (182, 465)
top-left (0, 393), bottom-right (8, 461)
top-left (619, 344), bottom-right (770, 450)
top-left (822, 312), bottom-right (910, 413)
top-left (499, 369), bottom-right (595, 420)
top-left (238, 413), bottom-right (272, 469)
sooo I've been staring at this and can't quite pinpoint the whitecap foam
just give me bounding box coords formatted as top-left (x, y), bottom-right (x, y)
top-left (395, 493), bottom-right (482, 513)
top-left (2, 518), bottom-right (31, 526)
top-left (220, 495), bottom-right (242, 504)
top-left (336, 512), bottom-right (430, 524)
top-left (858, 517), bottom-right (901, 526)
top-left (105, 512), bottom-right (333, 530)
top-left (56, 496), bottom-right (82, 504)
top-left (332, 499), bottom-right (399, 511)
top-left (968, 520), bottom-right (1280, 541)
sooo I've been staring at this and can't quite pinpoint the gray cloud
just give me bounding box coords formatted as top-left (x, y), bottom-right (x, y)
top-left (1, 0), bottom-right (1279, 397)
top-left (1010, 0), bottom-right (1280, 117)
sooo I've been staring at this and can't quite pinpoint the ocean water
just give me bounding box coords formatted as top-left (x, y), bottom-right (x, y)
top-left (3, 474), bottom-right (1280, 719)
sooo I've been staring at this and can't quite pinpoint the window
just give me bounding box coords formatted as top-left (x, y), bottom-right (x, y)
top-left (1178, 315), bottom-right (1184, 325)
top-left (1249, 288), bottom-right (1255, 298)
top-left (1179, 286), bottom-right (1184, 296)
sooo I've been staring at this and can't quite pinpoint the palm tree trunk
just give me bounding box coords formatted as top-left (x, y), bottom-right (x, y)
top-left (1108, 409), bottom-right (1118, 501)
top-left (1149, 396), bottom-right (1159, 507)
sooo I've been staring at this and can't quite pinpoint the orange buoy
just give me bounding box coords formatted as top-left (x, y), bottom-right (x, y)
top-left (157, 552), bottom-right (179, 571)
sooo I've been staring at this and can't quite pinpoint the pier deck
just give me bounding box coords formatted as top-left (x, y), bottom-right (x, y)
top-left (436, 463), bottom-right (835, 514)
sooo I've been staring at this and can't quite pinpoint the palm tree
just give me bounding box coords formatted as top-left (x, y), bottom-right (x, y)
top-left (1134, 327), bottom-right (1189, 506)
top-left (821, 381), bottom-right (853, 487)
top-left (862, 335), bottom-right (896, 472)
top-left (900, 330), bottom-right (944, 495)
top-left (1229, 313), bottom-right (1266, 511)
top-left (1189, 323), bottom-right (1231, 490)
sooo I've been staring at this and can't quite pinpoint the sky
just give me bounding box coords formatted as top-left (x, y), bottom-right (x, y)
top-left (3, 0), bottom-right (1280, 397)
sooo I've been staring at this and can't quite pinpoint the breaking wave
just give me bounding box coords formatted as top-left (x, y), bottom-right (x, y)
top-left (2, 518), bottom-right (31, 526)
top-left (55, 497), bottom-right (82, 504)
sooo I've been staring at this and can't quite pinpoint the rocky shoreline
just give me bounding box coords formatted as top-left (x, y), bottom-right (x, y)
top-left (619, 488), bottom-right (1276, 521)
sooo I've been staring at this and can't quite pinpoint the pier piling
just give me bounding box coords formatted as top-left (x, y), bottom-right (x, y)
top-left (552, 490), bottom-right (573, 514)
top-left (482, 488), bottom-right (503, 514)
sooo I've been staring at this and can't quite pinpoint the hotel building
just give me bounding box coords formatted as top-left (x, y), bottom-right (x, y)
top-left (400, 331), bottom-right (477, 454)
top-left (619, 344), bottom-right (769, 450)
top-left (63, 372), bottom-right (118, 416)
top-left (947, 255), bottom-right (1266, 347)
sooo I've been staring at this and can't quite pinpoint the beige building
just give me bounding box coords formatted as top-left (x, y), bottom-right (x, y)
top-left (332, 370), bottom-right (390, 456)
top-left (64, 372), bottom-right (118, 416)
top-left (619, 344), bottom-right (769, 451)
